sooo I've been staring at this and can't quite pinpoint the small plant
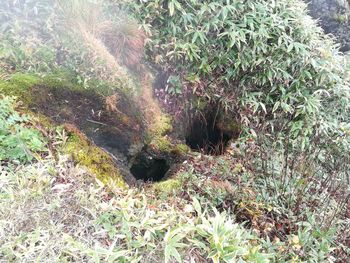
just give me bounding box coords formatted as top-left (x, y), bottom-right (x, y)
top-left (0, 96), bottom-right (46, 163)
top-left (195, 208), bottom-right (269, 263)
top-left (166, 75), bottom-right (182, 95)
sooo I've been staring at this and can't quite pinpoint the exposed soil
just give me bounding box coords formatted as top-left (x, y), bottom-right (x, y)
top-left (30, 86), bottom-right (143, 162)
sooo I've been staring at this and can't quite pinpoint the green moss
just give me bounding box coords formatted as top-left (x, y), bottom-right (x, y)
top-left (152, 178), bottom-right (182, 197)
top-left (0, 71), bottom-right (78, 103)
top-left (148, 121), bottom-right (191, 157)
top-left (172, 144), bottom-right (190, 155)
top-left (0, 73), bottom-right (40, 102)
top-left (146, 114), bottom-right (176, 153)
top-left (149, 136), bottom-right (173, 152)
top-left (40, 71), bottom-right (129, 98)
top-left (63, 134), bottom-right (126, 189)
top-left (41, 72), bottom-right (77, 89)
top-left (0, 71), bottom-right (92, 98)
top-left (10, 73), bottom-right (40, 87)
top-left (149, 114), bottom-right (173, 137)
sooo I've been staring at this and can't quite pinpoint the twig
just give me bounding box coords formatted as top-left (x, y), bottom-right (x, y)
top-left (86, 119), bottom-right (108, 126)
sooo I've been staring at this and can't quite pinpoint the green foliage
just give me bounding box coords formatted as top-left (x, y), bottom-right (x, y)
top-left (0, 0), bottom-right (349, 262)
top-left (0, 96), bottom-right (46, 163)
top-left (125, 0), bottom-right (350, 148)
top-left (91, 194), bottom-right (269, 262)
top-left (175, 154), bottom-right (348, 262)
top-left (166, 75), bottom-right (182, 95)
top-left (261, 214), bottom-right (337, 262)
top-left (118, 2), bottom-right (350, 259)
top-left (195, 208), bottom-right (269, 263)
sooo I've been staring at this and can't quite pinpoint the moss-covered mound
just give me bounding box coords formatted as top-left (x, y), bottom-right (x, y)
top-left (0, 72), bottom-right (190, 185)
top-left (63, 131), bottom-right (127, 188)
top-left (0, 73), bottom-right (140, 186)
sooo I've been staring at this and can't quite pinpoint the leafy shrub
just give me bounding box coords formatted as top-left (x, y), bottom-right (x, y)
top-left (89, 194), bottom-right (269, 263)
top-left (120, 2), bottom-right (350, 259)
top-left (124, 0), bottom-right (349, 148)
top-left (174, 156), bottom-right (345, 262)
top-left (0, 96), bottom-right (46, 162)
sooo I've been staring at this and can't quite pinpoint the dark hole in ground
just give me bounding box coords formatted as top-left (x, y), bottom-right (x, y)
top-left (186, 109), bottom-right (234, 155)
top-left (130, 151), bottom-right (170, 182)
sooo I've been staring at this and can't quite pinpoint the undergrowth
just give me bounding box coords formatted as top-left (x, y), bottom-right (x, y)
top-left (0, 127), bottom-right (269, 262)
top-left (167, 152), bottom-right (348, 262)
top-left (0, 96), bottom-right (46, 163)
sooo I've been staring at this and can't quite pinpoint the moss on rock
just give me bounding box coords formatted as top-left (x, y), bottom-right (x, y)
top-left (0, 72), bottom-right (129, 188)
top-left (63, 131), bottom-right (127, 188)
top-left (149, 136), bottom-right (173, 152)
top-left (146, 114), bottom-right (186, 156)
top-left (152, 178), bottom-right (182, 197)
top-left (0, 71), bottom-right (79, 102)
top-left (172, 144), bottom-right (191, 155)
top-left (148, 114), bottom-right (173, 137)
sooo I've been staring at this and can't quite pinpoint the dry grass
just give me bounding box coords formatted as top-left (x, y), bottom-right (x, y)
top-left (98, 20), bottom-right (146, 69)
top-left (0, 156), bottom-right (101, 261)
top-left (56, 0), bottom-right (166, 135)
top-left (0, 153), bottom-right (268, 262)
top-left (57, 0), bottom-right (132, 86)
top-left (58, 0), bottom-right (146, 84)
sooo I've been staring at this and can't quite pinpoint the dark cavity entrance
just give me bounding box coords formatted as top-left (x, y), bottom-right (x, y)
top-left (130, 151), bottom-right (170, 182)
top-left (186, 109), bottom-right (235, 155)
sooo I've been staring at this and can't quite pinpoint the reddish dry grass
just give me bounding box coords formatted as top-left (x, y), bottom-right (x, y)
top-left (98, 20), bottom-right (146, 69)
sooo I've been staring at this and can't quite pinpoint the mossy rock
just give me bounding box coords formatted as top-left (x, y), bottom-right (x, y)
top-left (63, 131), bottom-right (127, 188)
top-left (0, 71), bottom-right (79, 102)
top-left (152, 178), bottom-right (182, 198)
top-left (147, 114), bottom-right (173, 138)
top-left (0, 72), bottom-right (133, 187)
top-left (149, 136), bottom-right (173, 152)
top-left (0, 70), bottom-right (117, 99)
top-left (146, 114), bottom-right (190, 158)
top-left (172, 144), bottom-right (191, 155)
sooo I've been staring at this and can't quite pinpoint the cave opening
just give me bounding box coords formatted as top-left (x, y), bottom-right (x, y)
top-left (185, 109), bottom-right (235, 155)
top-left (130, 151), bottom-right (170, 182)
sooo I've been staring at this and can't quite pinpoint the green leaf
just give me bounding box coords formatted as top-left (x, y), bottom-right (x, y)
top-left (192, 197), bottom-right (202, 215)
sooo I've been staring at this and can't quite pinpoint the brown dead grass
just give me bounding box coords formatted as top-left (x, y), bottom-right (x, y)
top-left (98, 20), bottom-right (146, 69)
top-left (58, 0), bottom-right (132, 84)
top-left (58, 0), bottom-right (169, 143)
